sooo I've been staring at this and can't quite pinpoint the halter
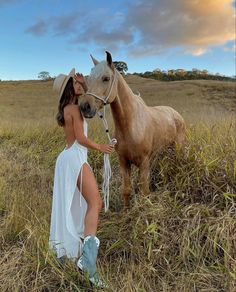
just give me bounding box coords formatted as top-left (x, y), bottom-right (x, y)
top-left (86, 69), bottom-right (117, 109)
top-left (85, 69), bottom-right (118, 212)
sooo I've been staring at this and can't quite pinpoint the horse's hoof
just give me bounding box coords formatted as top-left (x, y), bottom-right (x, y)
top-left (122, 195), bottom-right (131, 208)
top-left (141, 191), bottom-right (151, 197)
top-left (123, 204), bottom-right (130, 211)
top-left (122, 199), bottom-right (130, 210)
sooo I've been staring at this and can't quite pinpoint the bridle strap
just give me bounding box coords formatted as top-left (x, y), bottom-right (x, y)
top-left (86, 70), bottom-right (117, 105)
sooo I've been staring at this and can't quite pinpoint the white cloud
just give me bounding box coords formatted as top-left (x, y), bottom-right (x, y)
top-left (26, 0), bottom-right (235, 57)
top-left (184, 47), bottom-right (209, 56)
top-left (126, 0), bottom-right (235, 56)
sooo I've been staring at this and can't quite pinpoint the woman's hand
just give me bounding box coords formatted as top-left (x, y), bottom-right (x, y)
top-left (98, 144), bottom-right (115, 154)
top-left (74, 73), bottom-right (85, 84)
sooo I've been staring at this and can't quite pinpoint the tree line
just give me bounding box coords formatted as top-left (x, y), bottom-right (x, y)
top-left (37, 63), bottom-right (235, 82)
top-left (37, 62), bottom-right (129, 81)
top-left (133, 68), bottom-right (235, 82)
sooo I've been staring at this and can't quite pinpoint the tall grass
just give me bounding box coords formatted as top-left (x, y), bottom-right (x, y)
top-left (0, 119), bottom-right (235, 291)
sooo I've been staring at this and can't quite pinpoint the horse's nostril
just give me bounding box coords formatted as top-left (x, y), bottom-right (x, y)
top-left (80, 102), bottom-right (91, 113)
top-left (85, 102), bottom-right (91, 112)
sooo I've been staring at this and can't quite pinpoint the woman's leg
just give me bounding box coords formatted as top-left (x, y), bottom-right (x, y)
top-left (76, 164), bottom-right (107, 288)
top-left (77, 164), bottom-right (102, 237)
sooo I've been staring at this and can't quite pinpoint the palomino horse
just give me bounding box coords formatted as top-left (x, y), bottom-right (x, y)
top-left (80, 51), bottom-right (186, 206)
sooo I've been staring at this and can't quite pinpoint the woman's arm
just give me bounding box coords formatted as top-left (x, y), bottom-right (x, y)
top-left (71, 106), bottom-right (100, 151)
top-left (71, 105), bottom-right (114, 154)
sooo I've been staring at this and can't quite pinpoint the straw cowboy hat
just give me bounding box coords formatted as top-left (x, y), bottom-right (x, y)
top-left (53, 68), bottom-right (76, 100)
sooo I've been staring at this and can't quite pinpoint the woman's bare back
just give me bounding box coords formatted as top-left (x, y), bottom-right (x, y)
top-left (63, 104), bottom-right (83, 148)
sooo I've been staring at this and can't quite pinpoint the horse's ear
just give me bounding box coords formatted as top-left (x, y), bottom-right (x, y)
top-left (90, 54), bottom-right (99, 65)
top-left (106, 51), bottom-right (115, 70)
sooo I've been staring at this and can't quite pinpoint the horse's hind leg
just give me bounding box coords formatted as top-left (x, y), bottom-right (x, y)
top-left (139, 156), bottom-right (150, 196)
top-left (119, 157), bottom-right (132, 207)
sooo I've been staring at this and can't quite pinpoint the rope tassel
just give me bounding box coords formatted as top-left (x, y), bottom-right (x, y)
top-left (102, 137), bottom-right (117, 212)
top-left (102, 153), bottom-right (111, 212)
top-left (98, 108), bottom-right (117, 212)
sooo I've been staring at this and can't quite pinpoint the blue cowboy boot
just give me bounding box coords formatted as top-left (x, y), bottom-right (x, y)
top-left (77, 235), bottom-right (108, 288)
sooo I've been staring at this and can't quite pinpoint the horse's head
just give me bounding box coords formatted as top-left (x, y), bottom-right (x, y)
top-left (80, 51), bottom-right (118, 118)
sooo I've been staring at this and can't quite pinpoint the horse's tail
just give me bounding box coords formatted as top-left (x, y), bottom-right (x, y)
top-left (174, 112), bottom-right (186, 148)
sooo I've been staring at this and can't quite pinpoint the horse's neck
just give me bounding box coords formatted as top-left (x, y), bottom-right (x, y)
top-left (110, 74), bottom-right (136, 132)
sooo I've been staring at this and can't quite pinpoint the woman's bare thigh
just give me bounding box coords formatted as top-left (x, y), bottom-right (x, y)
top-left (77, 163), bottom-right (101, 206)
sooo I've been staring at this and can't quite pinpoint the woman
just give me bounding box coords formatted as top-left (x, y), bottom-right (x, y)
top-left (49, 68), bottom-right (113, 287)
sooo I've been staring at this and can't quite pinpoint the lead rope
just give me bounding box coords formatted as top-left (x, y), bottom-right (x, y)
top-left (86, 71), bottom-right (118, 212)
top-left (97, 106), bottom-right (117, 212)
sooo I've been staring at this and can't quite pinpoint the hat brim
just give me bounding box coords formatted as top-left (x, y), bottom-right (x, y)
top-left (58, 68), bottom-right (76, 101)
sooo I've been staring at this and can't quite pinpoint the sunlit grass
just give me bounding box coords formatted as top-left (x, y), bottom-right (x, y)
top-left (0, 77), bottom-right (235, 291)
top-left (0, 119), bottom-right (235, 291)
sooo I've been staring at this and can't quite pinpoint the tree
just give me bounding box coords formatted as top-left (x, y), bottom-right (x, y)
top-left (202, 69), bottom-right (209, 75)
top-left (113, 61), bottom-right (128, 74)
top-left (38, 71), bottom-right (51, 81)
top-left (153, 68), bottom-right (162, 73)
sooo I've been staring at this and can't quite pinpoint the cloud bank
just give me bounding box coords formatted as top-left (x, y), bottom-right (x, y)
top-left (26, 0), bottom-right (235, 57)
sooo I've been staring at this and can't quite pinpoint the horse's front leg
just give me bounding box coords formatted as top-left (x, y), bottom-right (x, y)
top-left (119, 157), bottom-right (132, 207)
top-left (139, 156), bottom-right (150, 196)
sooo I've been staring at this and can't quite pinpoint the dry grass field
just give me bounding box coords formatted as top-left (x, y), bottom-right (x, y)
top-left (0, 76), bottom-right (235, 291)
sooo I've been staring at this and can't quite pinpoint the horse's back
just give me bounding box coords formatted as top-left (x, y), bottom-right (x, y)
top-left (152, 105), bottom-right (184, 123)
top-left (148, 105), bottom-right (186, 146)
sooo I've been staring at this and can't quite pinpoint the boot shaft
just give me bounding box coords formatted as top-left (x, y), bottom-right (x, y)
top-left (77, 235), bottom-right (100, 277)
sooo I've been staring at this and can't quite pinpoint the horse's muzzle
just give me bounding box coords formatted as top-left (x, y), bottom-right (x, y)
top-left (80, 102), bottom-right (96, 118)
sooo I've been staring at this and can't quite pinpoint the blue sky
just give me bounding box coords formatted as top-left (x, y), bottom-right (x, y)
top-left (0, 0), bottom-right (235, 80)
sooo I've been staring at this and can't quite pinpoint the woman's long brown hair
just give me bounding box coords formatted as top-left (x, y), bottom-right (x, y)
top-left (56, 78), bottom-right (78, 126)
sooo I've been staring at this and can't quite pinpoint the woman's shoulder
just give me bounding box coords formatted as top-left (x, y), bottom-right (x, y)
top-left (64, 103), bottom-right (78, 110)
top-left (63, 104), bottom-right (76, 122)
top-left (64, 104), bottom-right (79, 114)
top-left (64, 104), bottom-right (84, 121)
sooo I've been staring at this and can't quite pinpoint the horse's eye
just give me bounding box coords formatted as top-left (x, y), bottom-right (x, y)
top-left (102, 76), bottom-right (110, 82)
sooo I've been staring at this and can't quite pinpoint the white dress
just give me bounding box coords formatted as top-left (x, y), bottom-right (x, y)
top-left (49, 118), bottom-right (89, 261)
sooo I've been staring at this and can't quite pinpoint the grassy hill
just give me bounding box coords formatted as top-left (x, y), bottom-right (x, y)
top-left (0, 76), bottom-right (235, 126)
top-left (0, 76), bottom-right (235, 291)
